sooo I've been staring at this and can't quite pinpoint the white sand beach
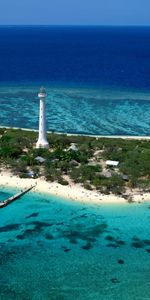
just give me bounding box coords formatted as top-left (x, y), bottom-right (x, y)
top-left (1, 126), bottom-right (150, 140)
top-left (0, 171), bottom-right (150, 205)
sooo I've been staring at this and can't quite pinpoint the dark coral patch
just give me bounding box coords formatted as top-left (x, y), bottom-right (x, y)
top-left (131, 241), bottom-right (144, 248)
top-left (65, 232), bottom-right (78, 244)
top-left (82, 242), bottom-right (93, 250)
top-left (111, 278), bottom-right (120, 284)
top-left (16, 234), bottom-right (25, 240)
top-left (25, 212), bottom-right (39, 219)
top-left (15, 221), bottom-right (54, 240)
top-left (28, 221), bottom-right (53, 228)
top-left (146, 249), bottom-right (150, 253)
top-left (132, 237), bottom-right (150, 249)
top-left (118, 259), bottom-right (124, 264)
top-left (62, 223), bottom-right (107, 246)
top-left (143, 240), bottom-right (150, 246)
top-left (25, 221), bottom-right (54, 235)
top-left (92, 223), bottom-right (108, 236)
top-left (45, 233), bottom-right (54, 240)
top-left (105, 235), bottom-right (115, 242)
top-left (64, 248), bottom-right (71, 252)
top-left (0, 224), bottom-right (20, 233)
top-left (105, 235), bottom-right (125, 246)
top-left (62, 229), bottom-right (79, 244)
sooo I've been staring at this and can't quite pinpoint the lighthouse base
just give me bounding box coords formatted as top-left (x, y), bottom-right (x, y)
top-left (36, 139), bottom-right (49, 149)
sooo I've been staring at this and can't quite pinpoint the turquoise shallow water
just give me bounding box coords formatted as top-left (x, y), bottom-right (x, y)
top-left (0, 85), bottom-right (150, 136)
top-left (0, 187), bottom-right (150, 299)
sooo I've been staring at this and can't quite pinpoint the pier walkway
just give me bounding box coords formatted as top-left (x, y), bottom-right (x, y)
top-left (0, 185), bottom-right (36, 208)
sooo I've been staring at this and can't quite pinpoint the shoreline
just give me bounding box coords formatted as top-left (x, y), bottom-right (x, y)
top-left (1, 126), bottom-right (150, 140)
top-left (0, 172), bottom-right (150, 205)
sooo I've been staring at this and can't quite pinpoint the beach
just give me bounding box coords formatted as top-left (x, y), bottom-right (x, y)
top-left (0, 170), bottom-right (150, 204)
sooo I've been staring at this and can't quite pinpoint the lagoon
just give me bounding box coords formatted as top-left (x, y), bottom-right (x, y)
top-left (0, 187), bottom-right (150, 299)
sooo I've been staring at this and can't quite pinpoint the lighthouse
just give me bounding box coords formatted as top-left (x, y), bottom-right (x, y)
top-left (36, 87), bottom-right (49, 149)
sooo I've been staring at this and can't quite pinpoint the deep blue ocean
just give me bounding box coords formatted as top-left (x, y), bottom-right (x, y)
top-left (0, 26), bottom-right (150, 134)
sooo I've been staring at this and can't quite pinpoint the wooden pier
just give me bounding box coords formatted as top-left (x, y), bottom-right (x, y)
top-left (0, 185), bottom-right (36, 208)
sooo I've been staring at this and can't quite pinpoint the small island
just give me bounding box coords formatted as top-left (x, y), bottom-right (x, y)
top-left (0, 127), bottom-right (150, 204)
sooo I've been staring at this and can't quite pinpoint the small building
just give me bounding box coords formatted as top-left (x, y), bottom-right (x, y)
top-left (106, 160), bottom-right (119, 167)
top-left (35, 156), bottom-right (46, 163)
top-left (68, 143), bottom-right (78, 152)
top-left (122, 174), bottom-right (129, 181)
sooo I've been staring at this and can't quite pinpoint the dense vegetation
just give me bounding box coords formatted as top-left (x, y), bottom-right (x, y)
top-left (0, 128), bottom-right (150, 196)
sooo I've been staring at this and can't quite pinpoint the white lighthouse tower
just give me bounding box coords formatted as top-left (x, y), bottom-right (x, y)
top-left (36, 87), bottom-right (49, 149)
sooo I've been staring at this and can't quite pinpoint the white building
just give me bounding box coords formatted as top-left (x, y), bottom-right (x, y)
top-left (36, 87), bottom-right (49, 149)
top-left (106, 160), bottom-right (119, 167)
top-left (68, 143), bottom-right (78, 152)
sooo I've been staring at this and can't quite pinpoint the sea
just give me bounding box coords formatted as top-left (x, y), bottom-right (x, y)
top-left (0, 187), bottom-right (150, 300)
top-left (0, 26), bottom-right (150, 135)
top-left (0, 26), bottom-right (150, 299)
